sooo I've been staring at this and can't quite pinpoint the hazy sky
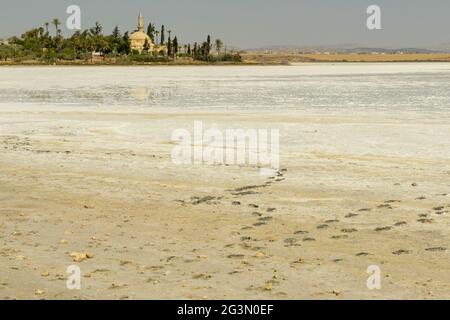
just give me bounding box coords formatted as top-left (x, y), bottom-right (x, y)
top-left (1, 0), bottom-right (450, 49)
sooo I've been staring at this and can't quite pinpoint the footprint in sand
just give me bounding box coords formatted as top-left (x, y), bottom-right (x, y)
top-left (341, 228), bottom-right (358, 233)
top-left (284, 238), bottom-right (298, 246)
top-left (393, 249), bottom-right (412, 255)
top-left (192, 273), bottom-right (213, 280)
top-left (425, 247), bottom-right (447, 252)
top-left (331, 235), bottom-right (348, 240)
top-left (375, 226), bottom-right (393, 232)
top-left (417, 218), bottom-right (434, 224)
top-left (345, 213), bottom-right (359, 218)
top-left (356, 252), bottom-right (370, 257)
top-left (253, 222), bottom-right (266, 227)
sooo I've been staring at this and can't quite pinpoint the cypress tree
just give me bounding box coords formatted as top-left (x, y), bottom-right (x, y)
top-left (206, 35), bottom-right (211, 55)
top-left (167, 35), bottom-right (172, 57)
top-left (147, 23), bottom-right (155, 42)
top-left (121, 31), bottom-right (130, 54)
top-left (160, 25), bottom-right (165, 45)
top-left (173, 36), bottom-right (178, 58)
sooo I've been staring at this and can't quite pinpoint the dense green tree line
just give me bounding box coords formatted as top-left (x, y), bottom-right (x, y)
top-left (0, 19), bottom-right (241, 64)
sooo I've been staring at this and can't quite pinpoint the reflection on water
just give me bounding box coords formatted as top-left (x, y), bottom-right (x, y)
top-left (0, 65), bottom-right (450, 112)
top-left (129, 87), bottom-right (151, 103)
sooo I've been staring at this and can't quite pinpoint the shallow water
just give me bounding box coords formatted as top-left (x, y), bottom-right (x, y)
top-left (0, 63), bottom-right (450, 113)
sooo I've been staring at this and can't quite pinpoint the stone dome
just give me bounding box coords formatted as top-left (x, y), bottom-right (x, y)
top-left (130, 31), bottom-right (151, 42)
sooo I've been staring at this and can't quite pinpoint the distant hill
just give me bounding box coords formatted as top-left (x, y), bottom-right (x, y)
top-left (246, 45), bottom-right (444, 54)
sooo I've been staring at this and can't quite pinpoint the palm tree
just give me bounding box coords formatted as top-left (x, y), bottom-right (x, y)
top-left (154, 30), bottom-right (160, 45)
top-left (90, 22), bottom-right (102, 36)
top-left (52, 18), bottom-right (61, 36)
top-left (215, 39), bottom-right (223, 55)
top-left (44, 22), bottom-right (49, 35)
top-left (38, 27), bottom-right (45, 38)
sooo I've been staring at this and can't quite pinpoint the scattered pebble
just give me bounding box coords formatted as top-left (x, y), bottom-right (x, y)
top-left (69, 252), bottom-right (94, 263)
top-left (35, 290), bottom-right (45, 296)
top-left (255, 252), bottom-right (266, 258)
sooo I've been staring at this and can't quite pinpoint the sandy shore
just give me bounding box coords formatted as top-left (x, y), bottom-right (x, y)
top-left (0, 102), bottom-right (449, 300)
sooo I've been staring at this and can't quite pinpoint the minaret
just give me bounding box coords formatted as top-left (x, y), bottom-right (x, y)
top-left (138, 12), bottom-right (144, 32)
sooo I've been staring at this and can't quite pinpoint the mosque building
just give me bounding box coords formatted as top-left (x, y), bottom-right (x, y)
top-left (130, 13), bottom-right (166, 54)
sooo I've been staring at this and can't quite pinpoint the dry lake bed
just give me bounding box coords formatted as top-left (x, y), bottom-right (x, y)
top-left (0, 64), bottom-right (449, 299)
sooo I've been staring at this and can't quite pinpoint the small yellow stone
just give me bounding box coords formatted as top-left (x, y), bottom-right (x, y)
top-left (35, 289), bottom-right (45, 296)
top-left (264, 282), bottom-right (273, 291)
top-left (69, 251), bottom-right (94, 262)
